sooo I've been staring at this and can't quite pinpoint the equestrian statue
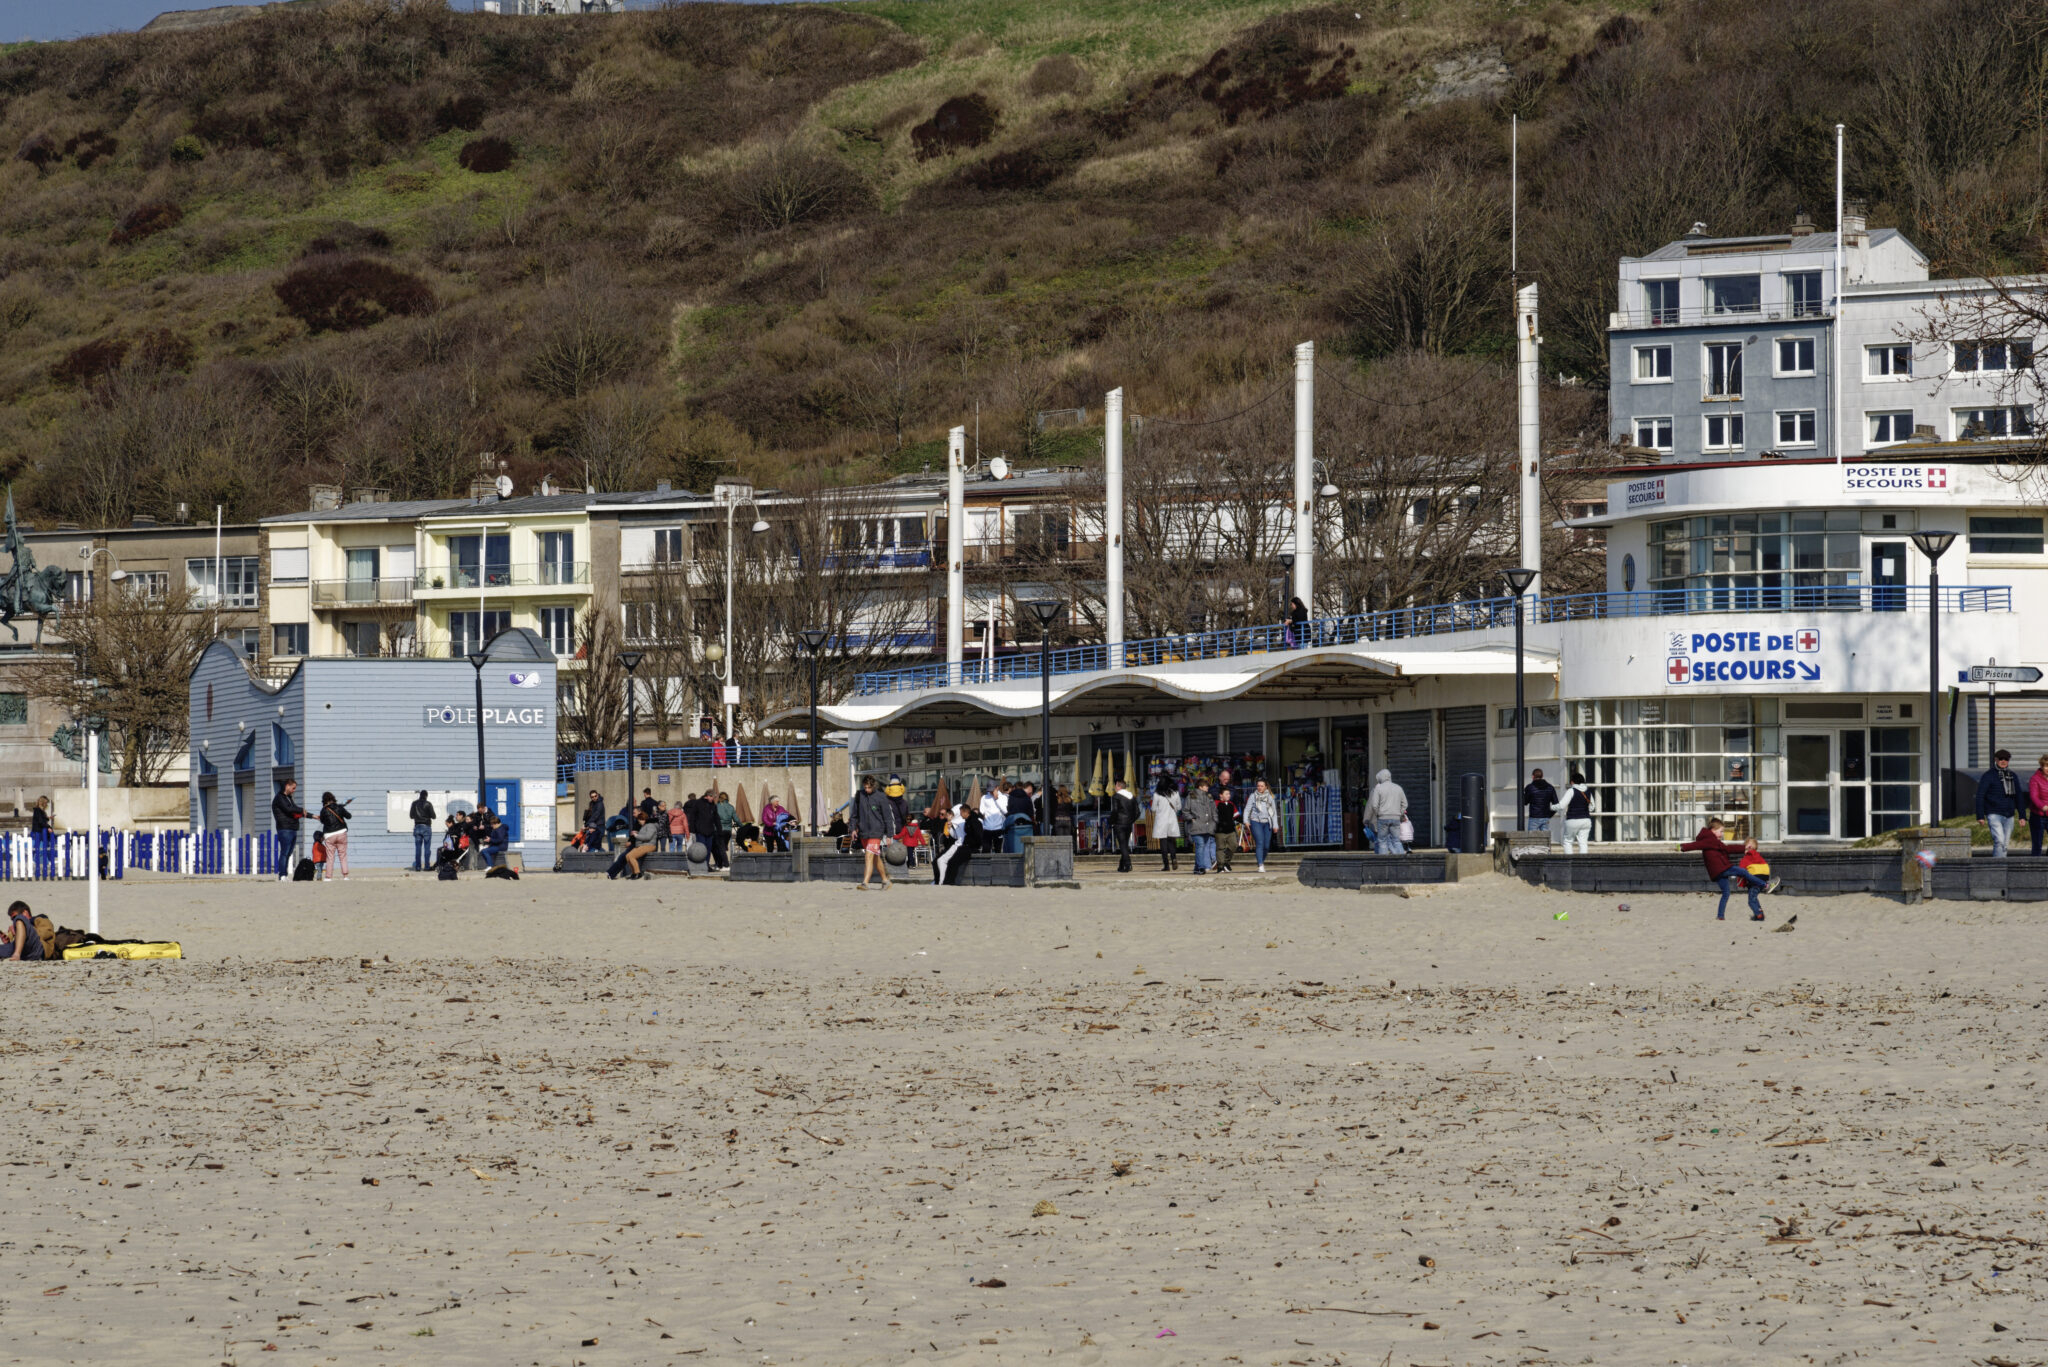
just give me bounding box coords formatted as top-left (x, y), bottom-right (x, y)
top-left (0, 487), bottom-right (67, 647)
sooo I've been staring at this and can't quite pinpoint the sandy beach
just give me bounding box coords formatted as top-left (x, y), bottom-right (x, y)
top-left (1, 871), bottom-right (2040, 1366)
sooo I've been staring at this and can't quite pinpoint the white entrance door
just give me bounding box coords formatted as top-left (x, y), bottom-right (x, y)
top-left (1785, 732), bottom-right (1835, 837)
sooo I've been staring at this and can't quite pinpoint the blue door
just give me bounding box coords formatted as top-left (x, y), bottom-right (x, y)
top-left (484, 779), bottom-right (521, 840)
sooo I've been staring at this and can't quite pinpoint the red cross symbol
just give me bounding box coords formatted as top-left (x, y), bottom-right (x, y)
top-left (1927, 467), bottom-right (1948, 488)
top-left (1667, 657), bottom-right (1690, 684)
top-left (1797, 630), bottom-right (1819, 651)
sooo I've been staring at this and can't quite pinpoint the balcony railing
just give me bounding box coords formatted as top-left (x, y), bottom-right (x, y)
top-left (1611, 303), bottom-right (1832, 330)
top-left (573, 743), bottom-right (845, 772)
top-left (416, 562), bottom-right (590, 590)
top-left (851, 584), bottom-right (2011, 698)
top-left (310, 577), bottom-right (415, 607)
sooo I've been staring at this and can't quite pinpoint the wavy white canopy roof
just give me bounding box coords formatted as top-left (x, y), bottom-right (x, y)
top-left (767, 645), bottom-right (1554, 733)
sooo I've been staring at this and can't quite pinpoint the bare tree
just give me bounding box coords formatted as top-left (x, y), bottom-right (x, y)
top-left (560, 606), bottom-right (627, 756)
top-left (21, 580), bottom-right (219, 785)
top-left (1337, 168), bottom-right (1509, 358)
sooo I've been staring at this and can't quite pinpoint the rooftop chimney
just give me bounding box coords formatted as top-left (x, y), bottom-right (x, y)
top-left (1791, 210), bottom-right (1814, 236)
top-left (654, 479), bottom-right (672, 495)
top-left (347, 486), bottom-right (390, 505)
top-left (1686, 221), bottom-right (1709, 237)
top-left (469, 476), bottom-right (499, 501)
top-left (1841, 200), bottom-right (1868, 246)
top-left (309, 483), bottom-right (343, 513)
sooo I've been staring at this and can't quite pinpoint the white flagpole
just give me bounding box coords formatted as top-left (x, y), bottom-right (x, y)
top-left (87, 730), bottom-right (100, 936)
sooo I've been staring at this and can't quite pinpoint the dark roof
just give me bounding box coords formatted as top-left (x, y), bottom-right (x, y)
top-left (262, 497), bottom-right (473, 525)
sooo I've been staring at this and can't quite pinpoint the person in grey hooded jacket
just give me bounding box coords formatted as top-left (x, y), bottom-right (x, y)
top-left (1366, 769), bottom-right (1408, 854)
top-left (1181, 780), bottom-right (1218, 874)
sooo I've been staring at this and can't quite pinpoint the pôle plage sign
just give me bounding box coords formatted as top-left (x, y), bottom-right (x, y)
top-left (1844, 464), bottom-right (1950, 493)
top-left (424, 706), bottom-right (549, 726)
top-left (1665, 627), bottom-right (1821, 686)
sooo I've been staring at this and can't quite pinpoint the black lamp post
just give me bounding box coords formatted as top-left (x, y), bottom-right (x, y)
top-left (1504, 568), bottom-right (1538, 834)
top-left (1026, 599), bottom-right (1063, 833)
top-left (465, 648), bottom-right (489, 820)
top-left (798, 627), bottom-right (829, 835)
top-left (620, 650), bottom-right (644, 813)
top-left (1910, 531), bottom-right (1955, 823)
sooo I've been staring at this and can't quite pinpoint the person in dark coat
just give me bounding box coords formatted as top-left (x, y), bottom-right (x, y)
top-left (1004, 778), bottom-right (1036, 853)
top-left (1108, 780), bottom-right (1140, 873)
top-left (1212, 782), bottom-right (1239, 872)
top-left (271, 779), bottom-right (307, 881)
top-left (1522, 769), bottom-right (1559, 833)
top-left (1976, 748), bottom-right (2023, 858)
top-left (408, 790), bottom-right (437, 870)
top-left (1285, 595), bottom-right (1309, 648)
top-left (850, 776), bottom-right (896, 890)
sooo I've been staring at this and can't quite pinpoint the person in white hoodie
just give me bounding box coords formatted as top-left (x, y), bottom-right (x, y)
top-left (1149, 777), bottom-right (1183, 872)
top-left (978, 784), bottom-right (1008, 854)
top-left (1365, 769), bottom-right (1408, 854)
top-left (1560, 772), bottom-right (1594, 854)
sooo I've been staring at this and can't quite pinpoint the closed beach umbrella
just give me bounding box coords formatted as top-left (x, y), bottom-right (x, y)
top-left (734, 783), bottom-right (754, 825)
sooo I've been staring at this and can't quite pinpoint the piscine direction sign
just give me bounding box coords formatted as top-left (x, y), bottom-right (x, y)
top-left (1664, 627), bottom-right (1820, 687)
top-left (1966, 664), bottom-right (2042, 684)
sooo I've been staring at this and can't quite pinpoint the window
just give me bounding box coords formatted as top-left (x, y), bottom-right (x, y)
top-left (1633, 416), bottom-right (1674, 452)
top-left (1497, 704), bottom-right (1561, 731)
top-left (1705, 275), bottom-right (1760, 314)
top-left (1775, 410), bottom-right (1816, 447)
top-left (270, 546), bottom-right (308, 583)
top-left (1649, 511), bottom-right (1862, 602)
top-left (1775, 337), bottom-right (1815, 375)
top-left (124, 571), bottom-right (168, 601)
top-left (651, 527), bottom-right (683, 564)
top-left (1564, 696), bottom-right (1777, 843)
top-left (1967, 516), bottom-right (2045, 555)
top-left (1643, 279), bottom-right (1679, 325)
top-left (1954, 340), bottom-right (2034, 373)
top-left (539, 531), bottom-right (575, 584)
top-left (1784, 270), bottom-right (1824, 317)
top-left (1867, 343), bottom-right (1912, 378)
top-left (1955, 406), bottom-right (2034, 439)
top-left (1013, 510), bottom-right (1070, 556)
top-left (64, 570), bottom-right (91, 604)
top-left (1633, 345), bottom-right (1672, 382)
top-left (448, 534), bottom-right (510, 588)
top-left (185, 556), bottom-right (259, 608)
top-left (447, 610), bottom-right (511, 657)
top-left (1703, 413), bottom-right (1745, 452)
top-left (271, 723), bottom-right (294, 767)
top-left (231, 628), bottom-right (260, 660)
top-left (539, 605), bottom-right (576, 657)
top-left (341, 621), bottom-right (380, 657)
top-left (1704, 342), bottom-right (1743, 398)
top-left (233, 732), bottom-right (256, 772)
top-left (1868, 411), bottom-right (1915, 444)
top-left (272, 623), bottom-right (308, 657)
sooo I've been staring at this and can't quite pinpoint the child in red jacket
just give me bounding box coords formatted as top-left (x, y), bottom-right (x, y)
top-left (1680, 817), bottom-right (1778, 921)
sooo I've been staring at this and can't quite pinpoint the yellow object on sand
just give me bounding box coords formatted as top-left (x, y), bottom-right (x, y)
top-left (62, 941), bottom-right (182, 961)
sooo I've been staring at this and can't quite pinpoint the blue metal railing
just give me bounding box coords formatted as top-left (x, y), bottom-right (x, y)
top-left (852, 584), bottom-right (2012, 698)
top-left (1534, 584), bottom-right (2006, 620)
top-left (574, 743), bottom-right (844, 772)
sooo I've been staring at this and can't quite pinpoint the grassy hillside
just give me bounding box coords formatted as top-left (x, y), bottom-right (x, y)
top-left (0, 0), bottom-right (2040, 528)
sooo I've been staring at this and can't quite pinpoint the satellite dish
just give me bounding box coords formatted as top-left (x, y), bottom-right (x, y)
top-left (495, 474), bottom-right (514, 498)
top-left (989, 457), bottom-right (1010, 480)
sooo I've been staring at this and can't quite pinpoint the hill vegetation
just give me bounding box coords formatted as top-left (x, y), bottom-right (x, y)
top-left (0, 0), bottom-right (2041, 529)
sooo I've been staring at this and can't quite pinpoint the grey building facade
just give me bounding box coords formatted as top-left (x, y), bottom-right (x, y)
top-left (189, 628), bottom-right (557, 869)
top-left (1606, 215), bottom-right (1928, 464)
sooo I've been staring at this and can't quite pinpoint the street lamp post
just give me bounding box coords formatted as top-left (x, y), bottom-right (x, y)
top-left (620, 651), bottom-right (644, 813)
top-left (1910, 531), bottom-right (1956, 823)
top-left (465, 649), bottom-right (489, 821)
top-left (1026, 600), bottom-right (1063, 834)
top-left (798, 628), bottom-right (829, 836)
top-left (1504, 568), bottom-right (1538, 834)
top-left (713, 482), bottom-right (772, 740)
